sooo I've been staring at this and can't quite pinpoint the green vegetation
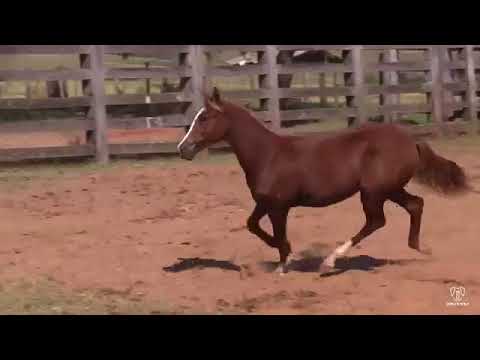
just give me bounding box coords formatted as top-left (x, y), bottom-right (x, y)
top-left (0, 277), bottom-right (171, 315)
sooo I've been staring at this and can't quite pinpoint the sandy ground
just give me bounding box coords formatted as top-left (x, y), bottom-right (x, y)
top-left (0, 133), bottom-right (479, 314)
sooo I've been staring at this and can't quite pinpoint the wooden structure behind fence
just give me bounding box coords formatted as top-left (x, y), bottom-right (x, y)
top-left (0, 45), bottom-right (478, 163)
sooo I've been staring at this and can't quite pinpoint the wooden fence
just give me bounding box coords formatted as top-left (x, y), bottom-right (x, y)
top-left (0, 45), bottom-right (478, 163)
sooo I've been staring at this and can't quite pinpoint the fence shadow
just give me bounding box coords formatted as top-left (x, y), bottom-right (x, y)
top-left (163, 257), bottom-right (241, 273)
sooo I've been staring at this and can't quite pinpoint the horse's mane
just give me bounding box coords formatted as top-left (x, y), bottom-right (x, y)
top-left (221, 100), bottom-right (268, 127)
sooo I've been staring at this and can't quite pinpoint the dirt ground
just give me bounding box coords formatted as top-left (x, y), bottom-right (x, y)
top-left (0, 134), bottom-right (479, 314)
top-left (0, 128), bottom-right (185, 148)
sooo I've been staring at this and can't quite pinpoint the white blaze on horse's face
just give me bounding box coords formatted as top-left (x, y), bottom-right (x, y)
top-left (177, 107), bottom-right (205, 160)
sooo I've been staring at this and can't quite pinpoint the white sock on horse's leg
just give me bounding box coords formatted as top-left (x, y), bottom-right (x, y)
top-left (323, 240), bottom-right (353, 268)
top-left (275, 262), bottom-right (287, 275)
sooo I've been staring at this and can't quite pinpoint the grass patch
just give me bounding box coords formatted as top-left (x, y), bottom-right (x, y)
top-left (401, 113), bottom-right (431, 125)
top-left (0, 277), bottom-right (172, 315)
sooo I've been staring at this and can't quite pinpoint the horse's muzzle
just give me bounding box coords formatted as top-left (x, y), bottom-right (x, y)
top-left (178, 142), bottom-right (197, 161)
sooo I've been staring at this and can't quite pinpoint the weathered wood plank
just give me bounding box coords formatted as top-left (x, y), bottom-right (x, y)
top-left (0, 69), bottom-right (92, 81)
top-left (445, 60), bottom-right (467, 70)
top-left (443, 82), bottom-right (467, 92)
top-left (203, 45), bottom-right (267, 52)
top-left (277, 45), bottom-right (354, 51)
top-left (368, 83), bottom-right (431, 95)
top-left (374, 104), bottom-right (432, 113)
top-left (105, 67), bottom-right (191, 79)
top-left (219, 89), bottom-right (270, 100)
top-left (277, 63), bottom-right (352, 74)
top-left (108, 114), bottom-right (188, 129)
top-left (366, 61), bottom-right (430, 72)
top-left (405, 121), bottom-right (469, 136)
top-left (0, 97), bottom-right (90, 110)
top-left (0, 145), bottom-right (94, 162)
top-left (104, 45), bottom-right (189, 57)
top-left (0, 118), bottom-right (92, 133)
top-left (279, 87), bottom-right (354, 98)
top-left (280, 108), bottom-right (356, 121)
top-left (206, 64), bottom-right (268, 77)
top-left (105, 92), bottom-right (192, 106)
top-left (363, 45), bottom-right (432, 50)
top-left (0, 45), bottom-right (92, 54)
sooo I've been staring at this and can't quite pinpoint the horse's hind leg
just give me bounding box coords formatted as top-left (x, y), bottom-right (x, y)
top-left (323, 191), bottom-right (386, 268)
top-left (388, 189), bottom-right (430, 254)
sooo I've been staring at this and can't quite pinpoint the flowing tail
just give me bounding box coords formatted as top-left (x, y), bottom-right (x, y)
top-left (414, 142), bottom-right (470, 195)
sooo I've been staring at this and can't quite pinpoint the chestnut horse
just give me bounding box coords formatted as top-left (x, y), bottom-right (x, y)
top-left (178, 88), bottom-right (469, 274)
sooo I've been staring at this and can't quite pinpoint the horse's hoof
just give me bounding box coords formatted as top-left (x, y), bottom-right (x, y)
top-left (319, 263), bottom-right (334, 275)
top-left (419, 247), bottom-right (433, 256)
top-left (322, 256), bottom-right (336, 268)
top-left (275, 264), bottom-right (288, 275)
top-left (410, 244), bottom-right (433, 256)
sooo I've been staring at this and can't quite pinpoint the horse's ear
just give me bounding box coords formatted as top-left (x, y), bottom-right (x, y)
top-left (204, 86), bottom-right (223, 112)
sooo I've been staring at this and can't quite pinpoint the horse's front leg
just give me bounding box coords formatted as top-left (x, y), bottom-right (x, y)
top-left (247, 204), bottom-right (291, 275)
top-left (267, 207), bottom-right (292, 275)
top-left (247, 204), bottom-right (277, 247)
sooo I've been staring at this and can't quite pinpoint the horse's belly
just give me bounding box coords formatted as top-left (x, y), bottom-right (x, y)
top-left (295, 187), bottom-right (359, 207)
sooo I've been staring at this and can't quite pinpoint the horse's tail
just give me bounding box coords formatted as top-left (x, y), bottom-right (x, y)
top-left (413, 142), bottom-right (470, 195)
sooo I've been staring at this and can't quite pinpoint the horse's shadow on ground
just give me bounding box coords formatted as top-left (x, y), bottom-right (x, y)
top-left (163, 255), bottom-right (429, 277)
top-left (260, 255), bottom-right (429, 277)
top-left (163, 257), bottom-right (241, 273)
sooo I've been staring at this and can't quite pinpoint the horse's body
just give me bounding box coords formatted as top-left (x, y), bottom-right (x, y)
top-left (245, 124), bottom-right (418, 209)
top-left (178, 88), bottom-right (469, 274)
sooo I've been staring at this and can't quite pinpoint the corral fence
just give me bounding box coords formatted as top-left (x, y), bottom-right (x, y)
top-left (0, 45), bottom-right (478, 163)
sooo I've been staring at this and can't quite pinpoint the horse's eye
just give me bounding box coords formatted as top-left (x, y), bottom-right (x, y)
top-left (199, 116), bottom-right (208, 122)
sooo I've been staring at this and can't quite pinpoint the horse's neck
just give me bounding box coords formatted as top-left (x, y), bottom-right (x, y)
top-left (226, 107), bottom-right (278, 177)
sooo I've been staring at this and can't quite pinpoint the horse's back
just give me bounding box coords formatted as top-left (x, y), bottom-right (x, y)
top-left (288, 123), bottom-right (420, 197)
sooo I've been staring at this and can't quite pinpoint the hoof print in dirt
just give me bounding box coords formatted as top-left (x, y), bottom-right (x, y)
top-left (216, 299), bottom-right (231, 308)
top-left (239, 264), bottom-right (255, 279)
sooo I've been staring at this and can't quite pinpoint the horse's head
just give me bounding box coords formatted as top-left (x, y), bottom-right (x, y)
top-left (178, 87), bottom-right (230, 160)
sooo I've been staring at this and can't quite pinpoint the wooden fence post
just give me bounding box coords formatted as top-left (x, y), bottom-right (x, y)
top-left (79, 53), bottom-right (95, 145)
top-left (352, 45), bottom-right (366, 126)
top-left (188, 45), bottom-right (208, 158)
top-left (265, 45), bottom-right (281, 130)
top-left (465, 45), bottom-right (478, 135)
top-left (430, 46), bottom-right (444, 136)
top-left (379, 49), bottom-right (399, 123)
top-left (89, 45), bottom-right (109, 164)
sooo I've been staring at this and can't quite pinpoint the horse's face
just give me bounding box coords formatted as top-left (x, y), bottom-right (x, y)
top-left (178, 87), bottom-right (229, 160)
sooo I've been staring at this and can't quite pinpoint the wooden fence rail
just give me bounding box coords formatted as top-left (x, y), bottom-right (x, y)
top-left (0, 45), bottom-right (478, 162)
